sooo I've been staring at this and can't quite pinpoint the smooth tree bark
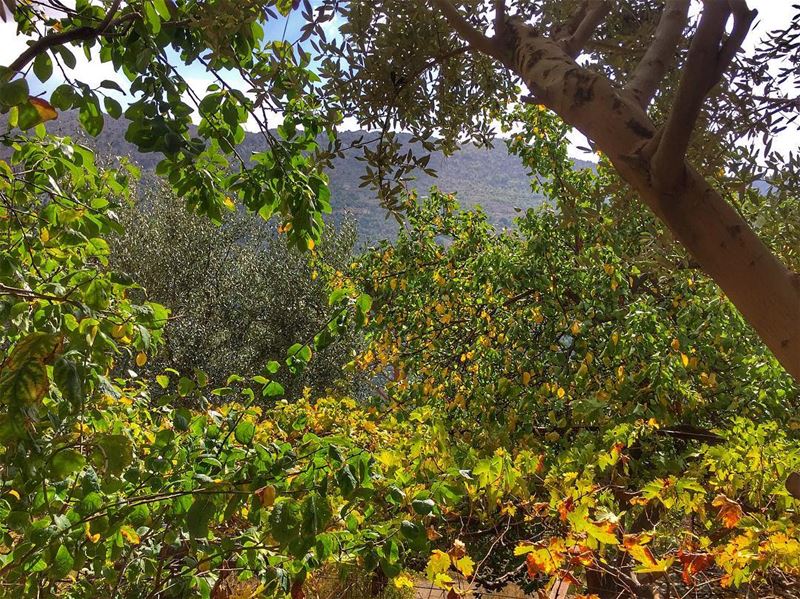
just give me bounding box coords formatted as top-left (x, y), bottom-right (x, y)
top-left (431, 0), bottom-right (800, 382)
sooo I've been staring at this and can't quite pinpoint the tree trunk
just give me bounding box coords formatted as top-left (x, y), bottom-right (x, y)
top-left (509, 22), bottom-right (800, 380)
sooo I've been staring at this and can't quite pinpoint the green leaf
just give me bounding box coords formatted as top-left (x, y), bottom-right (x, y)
top-left (187, 497), bottom-right (214, 538)
top-left (94, 434), bottom-right (133, 476)
top-left (152, 0), bottom-right (172, 19)
top-left (33, 53), bottom-right (53, 83)
top-left (269, 499), bottom-right (301, 545)
top-left (50, 84), bottom-right (77, 110)
top-left (0, 78), bottom-right (29, 108)
top-left (143, 1), bottom-right (162, 34)
top-left (265, 360), bottom-right (280, 374)
top-left (51, 449), bottom-right (86, 478)
top-left (104, 96), bottom-right (122, 119)
top-left (49, 545), bottom-right (74, 580)
top-left (262, 380), bottom-right (284, 398)
top-left (79, 95), bottom-right (104, 136)
top-left (156, 374), bottom-right (170, 389)
top-left (54, 357), bottom-right (81, 403)
top-left (57, 46), bottom-right (76, 69)
top-left (234, 421), bottom-right (255, 444)
top-left (99, 80), bottom-right (124, 93)
top-left (336, 464), bottom-right (357, 499)
top-left (276, 0), bottom-right (294, 16)
top-left (412, 498), bottom-right (435, 515)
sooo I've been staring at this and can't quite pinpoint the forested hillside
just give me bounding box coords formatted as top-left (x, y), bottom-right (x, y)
top-left (40, 112), bottom-right (596, 243)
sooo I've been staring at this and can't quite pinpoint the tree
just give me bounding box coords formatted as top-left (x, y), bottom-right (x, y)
top-left (2, 0), bottom-right (798, 377)
top-left (110, 181), bottom-right (360, 396)
top-left (349, 184), bottom-right (799, 597)
top-left (316, 0), bottom-right (800, 379)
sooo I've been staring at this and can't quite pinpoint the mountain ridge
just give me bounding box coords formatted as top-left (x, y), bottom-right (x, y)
top-left (26, 112), bottom-right (595, 243)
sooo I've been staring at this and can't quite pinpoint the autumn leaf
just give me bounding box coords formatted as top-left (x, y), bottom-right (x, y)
top-left (677, 549), bottom-right (714, 585)
top-left (393, 574), bottom-right (414, 589)
top-left (29, 97), bottom-right (58, 122)
top-left (426, 550), bottom-right (451, 581)
top-left (448, 539), bottom-right (466, 561)
top-left (120, 525), bottom-right (140, 545)
top-left (255, 484), bottom-right (276, 507)
top-left (455, 556), bottom-right (475, 577)
top-left (712, 494), bottom-right (743, 528)
top-left (558, 497), bottom-right (574, 522)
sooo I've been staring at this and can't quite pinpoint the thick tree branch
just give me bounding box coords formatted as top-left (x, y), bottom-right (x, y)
top-left (560, 0), bottom-right (611, 58)
top-left (626, 0), bottom-right (691, 108)
top-left (430, 0), bottom-right (511, 64)
top-left (7, 0), bottom-right (126, 74)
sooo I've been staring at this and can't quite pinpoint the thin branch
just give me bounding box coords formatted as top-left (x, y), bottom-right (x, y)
top-left (561, 0), bottom-right (611, 58)
top-left (7, 0), bottom-right (127, 74)
top-left (553, 0), bottom-right (589, 43)
top-left (626, 0), bottom-right (691, 108)
top-left (714, 0), bottom-right (757, 82)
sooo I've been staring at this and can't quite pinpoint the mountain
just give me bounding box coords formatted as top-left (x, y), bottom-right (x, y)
top-left (27, 112), bottom-right (594, 244)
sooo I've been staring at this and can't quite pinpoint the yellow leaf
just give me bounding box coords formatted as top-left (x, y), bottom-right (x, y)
top-left (514, 543), bottom-right (536, 556)
top-left (307, 238), bottom-right (315, 251)
top-left (425, 550), bottom-right (451, 580)
top-left (456, 556), bottom-right (475, 577)
top-left (571, 321), bottom-right (581, 335)
top-left (522, 371), bottom-right (531, 386)
top-left (556, 387), bottom-right (565, 399)
top-left (8, 489), bottom-right (20, 500)
top-left (30, 97), bottom-right (58, 123)
top-left (223, 196), bottom-right (235, 209)
top-left (120, 525), bottom-right (140, 545)
top-left (84, 523), bottom-right (100, 543)
top-left (255, 484), bottom-right (276, 507)
top-left (135, 352), bottom-right (147, 367)
top-left (39, 228), bottom-right (49, 242)
top-left (671, 338), bottom-right (680, 351)
top-left (393, 574), bottom-right (414, 589)
top-left (681, 353), bottom-right (689, 368)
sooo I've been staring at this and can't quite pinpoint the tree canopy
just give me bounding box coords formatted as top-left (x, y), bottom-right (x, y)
top-left (1, 1), bottom-right (800, 598)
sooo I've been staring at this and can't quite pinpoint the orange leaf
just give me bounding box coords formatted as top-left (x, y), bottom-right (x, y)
top-left (558, 497), bottom-right (574, 522)
top-left (712, 494), bottom-right (743, 528)
top-left (677, 550), bottom-right (714, 585)
top-left (30, 97), bottom-right (58, 123)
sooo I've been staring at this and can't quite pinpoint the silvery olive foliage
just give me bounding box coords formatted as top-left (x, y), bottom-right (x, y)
top-left (110, 182), bottom-right (361, 397)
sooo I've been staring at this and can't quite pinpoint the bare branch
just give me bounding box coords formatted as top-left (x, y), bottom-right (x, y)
top-left (626, 0), bottom-right (691, 108)
top-left (553, 0), bottom-right (589, 43)
top-left (432, 0), bottom-right (506, 62)
top-left (494, 0), bottom-right (507, 40)
top-left (7, 0), bottom-right (125, 74)
top-left (561, 0), bottom-right (611, 58)
top-left (715, 0), bottom-right (757, 82)
top-left (650, 0), bottom-right (754, 188)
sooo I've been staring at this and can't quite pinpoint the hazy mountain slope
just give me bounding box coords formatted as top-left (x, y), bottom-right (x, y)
top-left (30, 113), bottom-right (593, 243)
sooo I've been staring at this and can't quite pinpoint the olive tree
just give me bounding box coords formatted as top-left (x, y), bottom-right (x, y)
top-left (110, 181), bottom-right (360, 396)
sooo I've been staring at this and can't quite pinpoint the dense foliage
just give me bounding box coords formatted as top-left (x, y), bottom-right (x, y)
top-left (2, 0), bottom-right (800, 598)
top-left (110, 184), bottom-right (359, 395)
